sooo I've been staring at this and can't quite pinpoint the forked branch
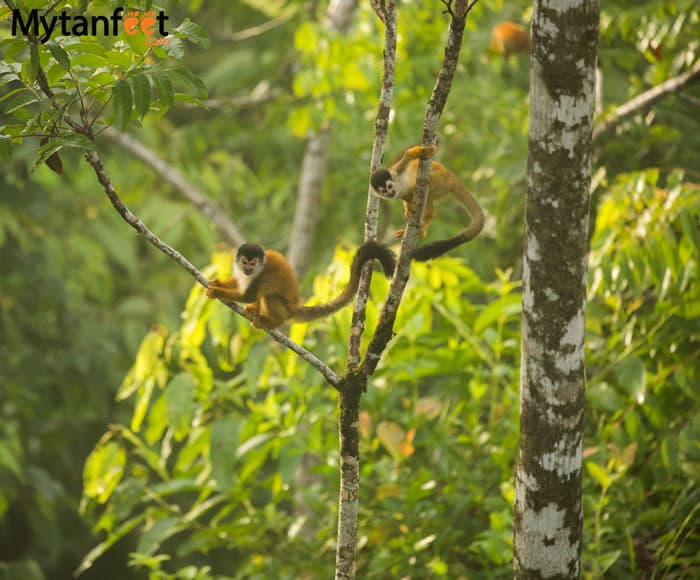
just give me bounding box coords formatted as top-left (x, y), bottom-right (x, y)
top-left (362, 0), bottom-right (477, 378)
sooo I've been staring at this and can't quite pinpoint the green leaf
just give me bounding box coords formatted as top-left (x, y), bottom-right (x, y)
top-left (70, 54), bottom-right (109, 69)
top-left (1, 559), bottom-right (44, 580)
top-left (46, 41), bottom-right (70, 70)
top-left (0, 135), bottom-right (12, 161)
top-left (210, 416), bottom-right (241, 491)
top-left (169, 66), bottom-right (208, 99)
top-left (288, 106), bottom-right (312, 138)
top-left (294, 22), bottom-right (318, 55)
top-left (132, 376), bottom-right (156, 433)
top-left (112, 79), bottom-right (133, 130)
top-left (597, 550), bottom-right (622, 575)
top-left (138, 516), bottom-right (186, 556)
top-left (164, 35), bottom-right (185, 60)
top-left (83, 441), bottom-right (126, 503)
top-left (174, 18), bottom-right (211, 49)
top-left (75, 514), bottom-right (146, 576)
top-left (150, 73), bottom-right (174, 108)
top-left (117, 329), bottom-right (165, 400)
top-left (131, 74), bottom-right (151, 117)
top-left (586, 461), bottom-right (610, 491)
top-left (473, 294), bottom-right (522, 334)
top-left (2, 93), bottom-right (38, 116)
top-left (614, 356), bottom-right (646, 402)
top-left (165, 373), bottom-right (195, 440)
top-left (27, 42), bottom-right (39, 81)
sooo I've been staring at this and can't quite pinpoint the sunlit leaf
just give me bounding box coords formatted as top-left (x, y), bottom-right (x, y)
top-left (585, 461), bottom-right (610, 491)
top-left (83, 441), bottom-right (126, 503)
top-left (614, 356), bottom-right (646, 402)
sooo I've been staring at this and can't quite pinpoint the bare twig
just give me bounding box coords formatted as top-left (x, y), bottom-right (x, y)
top-left (83, 148), bottom-right (341, 388)
top-left (102, 127), bottom-right (245, 246)
top-left (346, 0), bottom-right (397, 364)
top-left (593, 58), bottom-right (700, 142)
top-left (23, 18), bottom-right (342, 387)
top-left (678, 91), bottom-right (700, 108)
top-left (335, 2), bottom-right (475, 578)
top-left (189, 91), bottom-right (283, 110)
top-left (221, 10), bottom-right (297, 42)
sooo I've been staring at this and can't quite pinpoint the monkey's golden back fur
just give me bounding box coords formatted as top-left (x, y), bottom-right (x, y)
top-left (259, 250), bottom-right (302, 310)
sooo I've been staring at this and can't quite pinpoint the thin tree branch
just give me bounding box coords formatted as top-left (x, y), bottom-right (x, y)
top-left (220, 10), bottom-right (297, 42)
top-left (362, 0), bottom-right (476, 378)
top-left (346, 0), bottom-right (397, 365)
top-left (593, 58), bottom-right (700, 142)
top-left (678, 91), bottom-right (700, 108)
top-left (83, 148), bottom-right (341, 388)
top-left (24, 27), bottom-right (339, 387)
top-left (192, 91), bottom-right (283, 110)
top-left (102, 127), bottom-right (245, 247)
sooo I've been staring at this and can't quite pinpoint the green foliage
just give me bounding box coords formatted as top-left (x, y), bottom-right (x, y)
top-left (2, 0), bottom-right (700, 578)
top-left (79, 248), bottom-right (522, 578)
top-left (1, 1), bottom-right (208, 162)
top-left (584, 171), bottom-right (700, 578)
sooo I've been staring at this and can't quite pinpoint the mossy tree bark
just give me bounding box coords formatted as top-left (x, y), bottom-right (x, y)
top-left (514, 1), bottom-right (600, 578)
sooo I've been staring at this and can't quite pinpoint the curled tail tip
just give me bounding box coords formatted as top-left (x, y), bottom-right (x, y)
top-left (356, 240), bottom-right (396, 277)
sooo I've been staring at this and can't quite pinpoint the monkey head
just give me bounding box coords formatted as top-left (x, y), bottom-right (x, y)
top-left (235, 243), bottom-right (266, 278)
top-left (370, 168), bottom-right (397, 199)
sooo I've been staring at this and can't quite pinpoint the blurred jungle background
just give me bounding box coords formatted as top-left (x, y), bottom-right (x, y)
top-left (1, 0), bottom-right (699, 578)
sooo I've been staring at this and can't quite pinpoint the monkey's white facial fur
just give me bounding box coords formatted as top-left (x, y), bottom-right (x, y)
top-left (378, 180), bottom-right (396, 198)
top-left (236, 256), bottom-right (263, 277)
top-left (234, 244), bottom-right (266, 292)
top-left (370, 168), bottom-right (397, 199)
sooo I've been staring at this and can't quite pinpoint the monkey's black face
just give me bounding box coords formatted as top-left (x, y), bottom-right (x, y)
top-left (370, 168), bottom-right (396, 199)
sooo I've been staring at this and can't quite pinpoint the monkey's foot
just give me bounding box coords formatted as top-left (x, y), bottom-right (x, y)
top-left (393, 228), bottom-right (406, 238)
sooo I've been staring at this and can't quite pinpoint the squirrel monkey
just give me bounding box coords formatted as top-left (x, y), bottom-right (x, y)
top-left (205, 241), bottom-right (396, 329)
top-left (370, 145), bottom-right (484, 261)
top-left (490, 21), bottom-right (529, 58)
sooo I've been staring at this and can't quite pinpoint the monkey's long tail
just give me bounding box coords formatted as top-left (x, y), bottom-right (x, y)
top-left (294, 241), bottom-right (396, 322)
top-left (411, 185), bottom-right (484, 262)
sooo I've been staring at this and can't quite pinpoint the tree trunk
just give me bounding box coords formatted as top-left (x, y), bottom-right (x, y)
top-left (288, 128), bottom-right (330, 275)
top-left (513, 1), bottom-right (600, 578)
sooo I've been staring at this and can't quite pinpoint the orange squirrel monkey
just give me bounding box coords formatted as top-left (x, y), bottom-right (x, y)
top-left (206, 241), bottom-right (396, 329)
top-left (489, 21), bottom-right (529, 58)
top-left (370, 145), bottom-right (484, 261)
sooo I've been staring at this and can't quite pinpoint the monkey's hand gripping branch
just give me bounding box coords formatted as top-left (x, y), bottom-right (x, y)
top-left (83, 149), bottom-right (341, 389)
